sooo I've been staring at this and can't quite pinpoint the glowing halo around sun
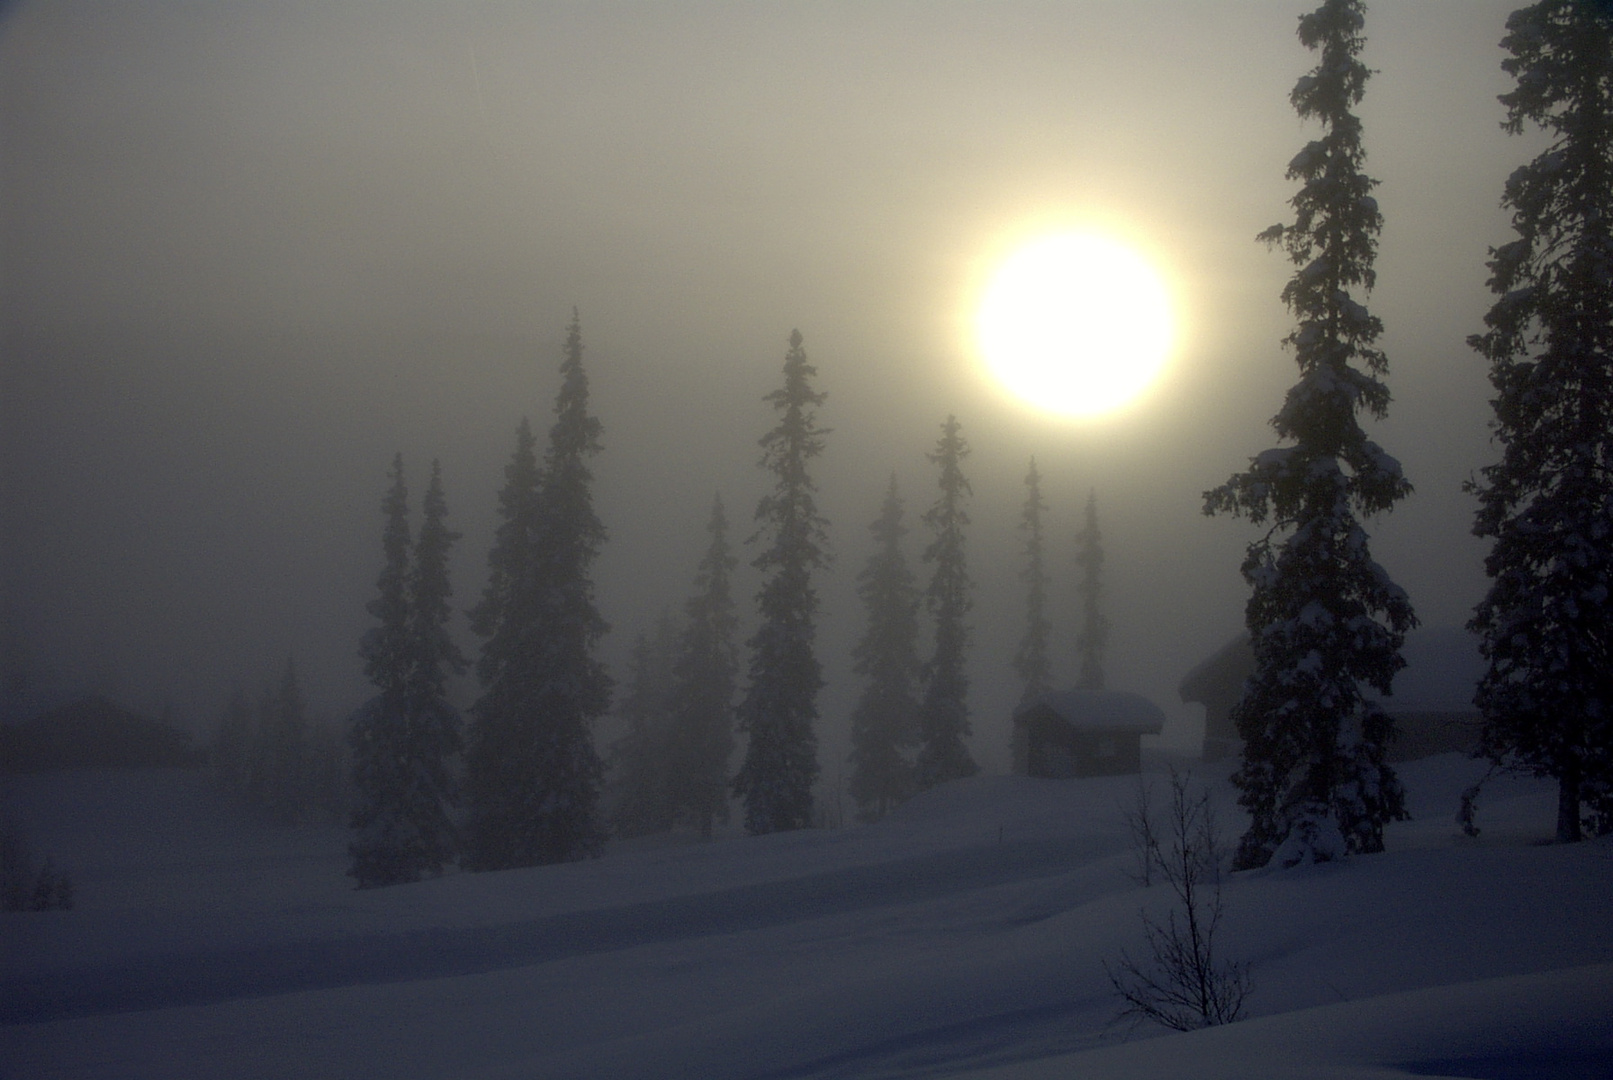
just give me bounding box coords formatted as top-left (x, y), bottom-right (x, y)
top-left (975, 231), bottom-right (1175, 419)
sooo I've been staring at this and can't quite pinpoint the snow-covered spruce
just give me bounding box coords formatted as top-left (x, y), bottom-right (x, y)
top-left (848, 474), bottom-right (923, 822)
top-left (1468, 0), bottom-right (1613, 844)
top-left (733, 330), bottom-right (829, 835)
top-left (464, 312), bottom-right (610, 869)
top-left (1204, 0), bottom-right (1414, 870)
top-left (916, 415), bottom-right (979, 791)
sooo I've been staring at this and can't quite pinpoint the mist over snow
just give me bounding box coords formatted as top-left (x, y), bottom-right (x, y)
top-left (4, 754), bottom-right (1611, 1078)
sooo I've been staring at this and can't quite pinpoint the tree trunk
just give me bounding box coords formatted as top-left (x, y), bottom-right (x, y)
top-left (1557, 766), bottom-right (1582, 844)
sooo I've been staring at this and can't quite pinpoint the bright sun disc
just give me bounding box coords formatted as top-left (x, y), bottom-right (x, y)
top-left (976, 232), bottom-right (1174, 418)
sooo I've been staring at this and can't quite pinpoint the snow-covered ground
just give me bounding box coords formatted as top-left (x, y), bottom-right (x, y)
top-left (2, 755), bottom-right (1609, 1079)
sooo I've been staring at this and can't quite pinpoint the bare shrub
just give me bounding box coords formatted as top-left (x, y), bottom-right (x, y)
top-left (1120, 777), bottom-right (1163, 887)
top-left (1108, 769), bottom-right (1250, 1031)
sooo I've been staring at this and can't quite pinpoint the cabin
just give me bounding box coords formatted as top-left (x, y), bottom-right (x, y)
top-left (1011, 689), bottom-right (1165, 778)
top-left (1177, 635), bottom-right (1253, 762)
top-left (1177, 626), bottom-right (1485, 763)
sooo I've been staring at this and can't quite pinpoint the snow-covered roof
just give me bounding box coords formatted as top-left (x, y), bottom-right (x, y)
top-left (1015, 689), bottom-right (1165, 734)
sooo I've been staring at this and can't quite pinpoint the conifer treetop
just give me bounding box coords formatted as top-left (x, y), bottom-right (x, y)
top-left (361, 453), bottom-right (411, 705)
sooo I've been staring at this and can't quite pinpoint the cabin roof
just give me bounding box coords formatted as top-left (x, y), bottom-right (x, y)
top-left (1178, 634), bottom-right (1253, 705)
top-left (1015, 689), bottom-right (1165, 735)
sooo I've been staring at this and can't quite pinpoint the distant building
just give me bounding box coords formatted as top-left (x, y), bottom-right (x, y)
top-left (1177, 626), bottom-right (1484, 764)
top-left (1011, 689), bottom-right (1165, 778)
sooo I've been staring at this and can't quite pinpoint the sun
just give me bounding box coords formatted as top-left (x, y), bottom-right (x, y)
top-left (975, 231), bottom-right (1175, 418)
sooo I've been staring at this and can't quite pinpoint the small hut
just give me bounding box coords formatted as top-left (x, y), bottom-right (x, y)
top-left (1011, 690), bottom-right (1165, 778)
top-left (1178, 635), bottom-right (1253, 763)
top-left (1177, 627), bottom-right (1485, 764)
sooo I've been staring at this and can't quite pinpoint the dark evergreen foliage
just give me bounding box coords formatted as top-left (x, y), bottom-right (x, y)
top-left (1074, 490), bottom-right (1111, 692)
top-left (465, 312), bottom-right (610, 869)
top-left (847, 475), bottom-right (922, 822)
top-left (1204, 0), bottom-right (1414, 869)
top-left (1468, 0), bottom-right (1613, 842)
top-left (916, 415), bottom-right (979, 790)
top-left (348, 456), bottom-right (466, 888)
top-left (734, 330), bottom-right (829, 834)
top-left (607, 615), bottom-right (680, 839)
top-left (1014, 460), bottom-right (1053, 709)
top-left (402, 460), bottom-right (468, 856)
top-left (666, 497), bottom-right (739, 838)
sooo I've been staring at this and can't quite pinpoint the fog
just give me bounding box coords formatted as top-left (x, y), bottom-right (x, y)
top-left (2, 1), bottom-right (1524, 771)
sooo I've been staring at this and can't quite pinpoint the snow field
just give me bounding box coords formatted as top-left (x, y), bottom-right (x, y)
top-left (2, 754), bottom-right (1609, 1079)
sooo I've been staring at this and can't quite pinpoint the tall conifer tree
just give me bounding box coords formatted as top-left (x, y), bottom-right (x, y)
top-left (402, 461), bottom-right (466, 869)
top-left (1469, 0), bottom-right (1613, 842)
top-left (349, 458), bottom-right (466, 886)
top-left (916, 415), bottom-right (979, 790)
top-left (848, 475), bottom-right (922, 821)
top-left (348, 455), bottom-right (416, 884)
top-left (733, 330), bottom-right (829, 834)
top-left (1014, 460), bottom-right (1053, 709)
top-left (1205, 0), bottom-right (1414, 869)
top-left (1074, 490), bottom-right (1110, 692)
top-left (667, 497), bottom-right (740, 838)
top-left (465, 312), bottom-right (610, 868)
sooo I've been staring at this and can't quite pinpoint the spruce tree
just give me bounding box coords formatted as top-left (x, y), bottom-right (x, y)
top-left (349, 457), bottom-right (467, 887)
top-left (1074, 490), bottom-right (1110, 692)
top-left (733, 330), bottom-right (829, 834)
top-left (666, 497), bottom-right (739, 838)
top-left (1204, 0), bottom-right (1414, 869)
top-left (348, 454), bottom-right (416, 885)
top-left (847, 475), bottom-right (922, 822)
top-left (402, 460), bottom-right (467, 867)
top-left (1468, 0), bottom-right (1613, 842)
top-left (465, 312), bottom-right (610, 868)
top-left (608, 615), bottom-right (680, 839)
top-left (1014, 460), bottom-right (1053, 709)
top-left (916, 415), bottom-right (979, 790)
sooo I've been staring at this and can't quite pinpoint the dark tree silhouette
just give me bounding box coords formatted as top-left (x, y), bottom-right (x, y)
top-left (1468, 0), bottom-right (1613, 842)
top-left (916, 415), bottom-right (979, 790)
top-left (1014, 459), bottom-right (1053, 709)
top-left (667, 497), bottom-right (740, 838)
top-left (348, 454), bottom-right (416, 883)
top-left (350, 457), bottom-right (465, 888)
top-left (733, 330), bottom-right (829, 834)
top-left (465, 312), bottom-right (610, 869)
top-left (1074, 489), bottom-right (1110, 692)
top-left (847, 475), bottom-right (922, 821)
top-left (1204, 0), bottom-right (1414, 869)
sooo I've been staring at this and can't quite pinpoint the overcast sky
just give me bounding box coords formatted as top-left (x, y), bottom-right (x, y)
top-left (1, 1), bottom-right (1530, 769)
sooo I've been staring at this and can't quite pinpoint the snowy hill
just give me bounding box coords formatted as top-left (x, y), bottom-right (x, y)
top-left (2, 757), bottom-right (1610, 1079)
